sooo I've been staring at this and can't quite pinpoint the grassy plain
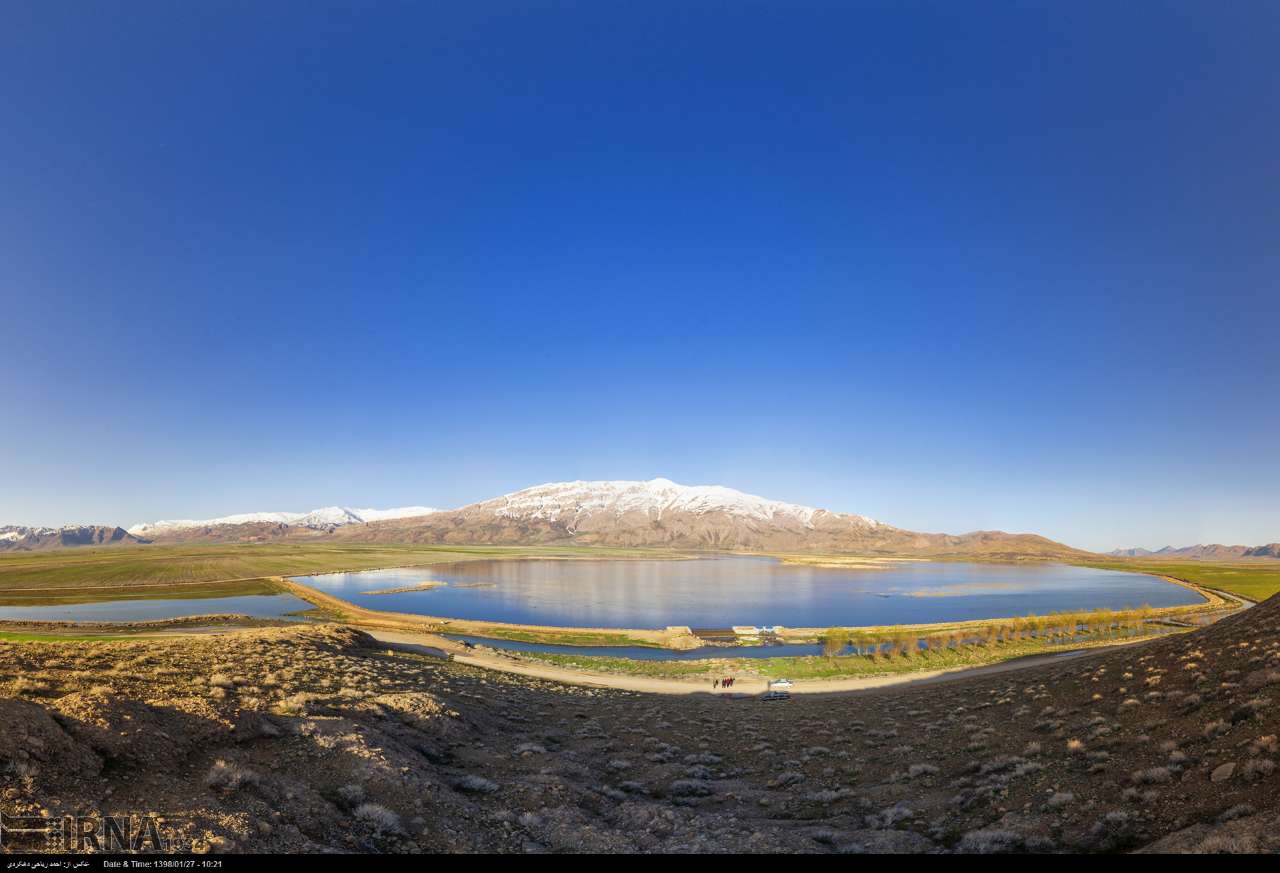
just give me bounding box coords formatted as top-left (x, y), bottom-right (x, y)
top-left (0, 542), bottom-right (666, 604)
top-left (1082, 559), bottom-right (1280, 603)
top-left (0, 629), bottom-right (130, 642)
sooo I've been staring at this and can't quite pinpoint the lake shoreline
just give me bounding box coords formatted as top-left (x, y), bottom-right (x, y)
top-left (288, 558), bottom-right (1220, 644)
top-left (0, 551), bottom-right (1238, 658)
top-left (278, 566), bottom-right (1231, 655)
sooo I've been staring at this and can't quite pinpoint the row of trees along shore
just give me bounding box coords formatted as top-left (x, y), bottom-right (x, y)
top-left (820, 604), bottom-right (1161, 658)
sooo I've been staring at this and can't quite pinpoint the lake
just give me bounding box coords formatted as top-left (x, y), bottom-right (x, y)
top-left (291, 557), bottom-right (1201, 629)
top-left (0, 593), bottom-right (313, 624)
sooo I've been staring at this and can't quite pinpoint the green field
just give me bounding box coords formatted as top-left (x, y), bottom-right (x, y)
top-left (1081, 559), bottom-right (1280, 603)
top-left (0, 577), bottom-right (287, 606)
top-left (0, 542), bottom-right (674, 605)
top-left (0, 630), bottom-right (131, 642)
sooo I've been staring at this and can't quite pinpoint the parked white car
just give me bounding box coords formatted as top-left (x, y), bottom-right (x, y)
top-left (769, 679), bottom-right (794, 689)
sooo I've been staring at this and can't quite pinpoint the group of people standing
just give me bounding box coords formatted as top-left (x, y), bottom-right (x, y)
top-left (712, 676), bottom-right (737, 689)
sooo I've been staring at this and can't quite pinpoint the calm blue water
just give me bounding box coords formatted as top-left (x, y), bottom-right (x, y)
top-left (0, 593), bottom-right (313, 623)
top-left (292, 557), bottom-right (1201, 629)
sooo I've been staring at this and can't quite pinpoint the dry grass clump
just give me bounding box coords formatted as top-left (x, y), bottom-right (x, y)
top-left (1131, 766), bottom-right (1172, 785)
top-left (1248, 735), bottom-right (1278, 755)
top-left (1044, 791), bottom-right (1075, 810)
top-left (956, 828), bottom-right (1025, 854)
top-left (1203, 719), bottom-right (1230, 740)
top-left (272, 692), bottom-right (321, 716)
top-left (8, 677), bottom-right (52, 696)
top-left (906, 763), bottom-right (939, 779)
top-left (336, 784), bottom-right (366, 805)
top-left (454, 775), bottom-right (500, 794)
top-left (353, 803), bottom-right (402, 834)
top-left (205, 759), bottom-right (260, 792)
top-left (1192, 833), bottom-right (1259, 853)
top-left (1216, 804), bottom-right (1256, 823)
top-left (1086, 810), bottom-right (1136, 852)
top-left (668, 778), bottom-right (713, 799)
top-left (1241, 758), bottom-right (1276, 782)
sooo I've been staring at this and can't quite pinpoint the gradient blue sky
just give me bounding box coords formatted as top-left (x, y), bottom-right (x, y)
top-left (2, 2), bottom-right (1278, 551)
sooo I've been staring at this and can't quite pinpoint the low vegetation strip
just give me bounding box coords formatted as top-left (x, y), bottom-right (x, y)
top-left (513, 629), bottom-right (1182, 682)
top-left (1082, 559), bottom-right (1280, 603)
top-left (0, 577), bottom-right (285, 606)
top-left (359, 581), bottom-right (447, 595)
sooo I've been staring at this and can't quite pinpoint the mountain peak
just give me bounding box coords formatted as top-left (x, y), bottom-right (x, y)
top-left (0, 524), bottom-right (144, 551)
top-left (8, 478), bottom-right (1097, 558)
top-left (477, 478), bottom-right (881, 530)
top-left (127, 505), bottom-right (439, 537)
top-left (1109, 542), bottom-right (1280, 560)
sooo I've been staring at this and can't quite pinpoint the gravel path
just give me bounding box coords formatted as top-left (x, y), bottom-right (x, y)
top-left (366, 628), bottom-right (1134, 696)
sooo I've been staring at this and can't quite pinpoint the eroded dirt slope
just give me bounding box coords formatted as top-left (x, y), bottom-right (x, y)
top-left (2, 599), bottom-right (1280, 853)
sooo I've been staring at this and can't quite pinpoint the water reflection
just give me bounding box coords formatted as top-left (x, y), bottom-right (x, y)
top-left (293, 557), bottom-right (1202, 629)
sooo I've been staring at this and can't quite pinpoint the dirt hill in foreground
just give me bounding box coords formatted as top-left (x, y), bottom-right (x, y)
top-left (3, 600), bottom-right (1280, 853)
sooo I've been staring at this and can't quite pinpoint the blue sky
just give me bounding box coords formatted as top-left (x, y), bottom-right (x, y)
top-left (2, 2), bottom-right (1277, 551)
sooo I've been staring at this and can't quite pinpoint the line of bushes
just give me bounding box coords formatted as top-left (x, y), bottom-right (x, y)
top-left (820, 605), bottom-right (1160, 659)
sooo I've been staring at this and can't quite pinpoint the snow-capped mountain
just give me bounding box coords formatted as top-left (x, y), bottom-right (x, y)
top-left (128, 506), bottom-right (438, 537)
top-left (333, 477), bottom-right (888, 550)
top-left (7, 479), bottom-right (1090, 558)
top-left (486, 478), bottom-right (881, 531)
top-left (0, 525), bottom-right (144, 551)
top-left (338, 478), bottom-right (1084, 558)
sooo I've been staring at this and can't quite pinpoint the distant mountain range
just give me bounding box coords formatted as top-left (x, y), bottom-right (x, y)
top-left (0, 525), bottom-right (146, 551)
top-left (1108, 543), bottom-right (1280, 560)
top-left (126, 506), bottom-right (439, 539)
top-left (329, 478), bottom-right (1086, 558)
top-left (5, 478), bottom-right (1273, 561)
top-left (8, 478), bottom-right (1081, 559)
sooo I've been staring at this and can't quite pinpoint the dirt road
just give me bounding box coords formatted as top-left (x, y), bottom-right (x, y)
top-left (366, 628), bottom-right (1132, 697)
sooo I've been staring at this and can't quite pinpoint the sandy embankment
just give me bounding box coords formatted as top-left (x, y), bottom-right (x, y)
top-left (276, 578), bottom-right (705, 649)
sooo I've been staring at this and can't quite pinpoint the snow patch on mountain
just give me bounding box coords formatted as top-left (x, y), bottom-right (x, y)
top-left (128, 506), bottom-right (438, 536)
top-left (1, 525), bottom-right (108, 539)
top-left (351, 507), bottom-right (440, 523)
top-left (482, 478), bottom-right (881, 530)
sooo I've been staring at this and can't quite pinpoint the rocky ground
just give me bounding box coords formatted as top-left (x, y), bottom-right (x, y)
top-left (3, 596), bottom-right (1280, 853)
